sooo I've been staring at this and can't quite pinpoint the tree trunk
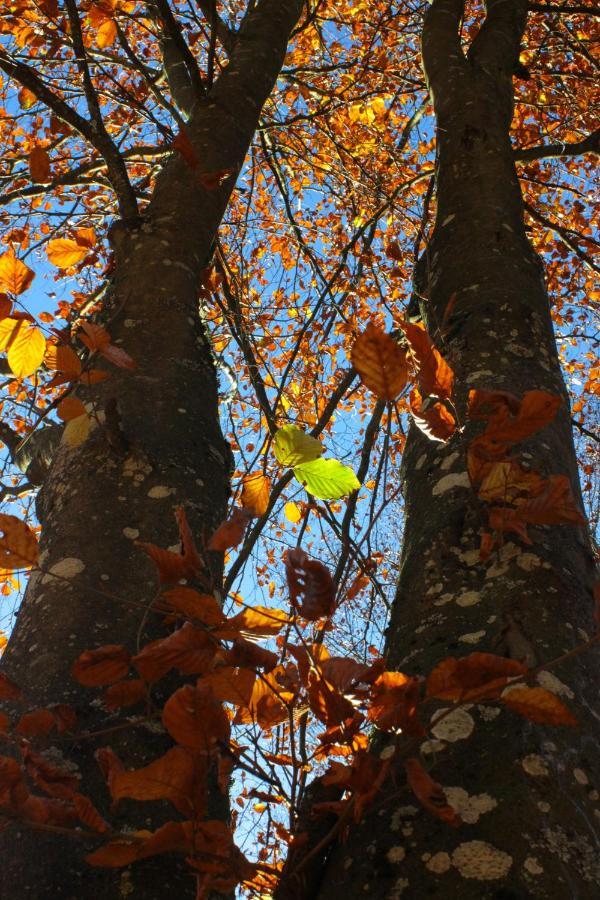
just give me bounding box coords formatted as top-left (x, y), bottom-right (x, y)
top-left (313, 2), bottom-right (599, 897)
top-left (0, 2), bottom-right (303, 897)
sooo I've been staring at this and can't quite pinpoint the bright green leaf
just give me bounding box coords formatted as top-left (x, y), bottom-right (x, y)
top-left (293, 458), bottom-right (360, 500)
top-left (273, 425), bottom-right (323, 467)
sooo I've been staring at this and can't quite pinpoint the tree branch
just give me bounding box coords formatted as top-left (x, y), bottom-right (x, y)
top-left (514, 127), bottom-right (600, 162)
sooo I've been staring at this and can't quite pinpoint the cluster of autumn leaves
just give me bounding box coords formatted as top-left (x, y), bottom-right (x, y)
top-left (0, 475), bottom-right (586, 898)
top-left (0, 308), bottom-right (591, 896)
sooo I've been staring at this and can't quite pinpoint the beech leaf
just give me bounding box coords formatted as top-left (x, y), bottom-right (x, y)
top-left (293, 457), bottom-right (360, 500)
top-left (273, 425), bottom-right (323, 467)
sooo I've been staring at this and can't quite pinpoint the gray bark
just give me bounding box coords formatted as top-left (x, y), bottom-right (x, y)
top-left (311, 2), bottom-right (599, 898)
top-left (0, 1), bottom-right (303, 898)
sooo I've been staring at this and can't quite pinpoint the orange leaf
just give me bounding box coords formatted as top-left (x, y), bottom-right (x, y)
top-left (57, 396), bottom-right (87, 422)
top-left (0, 672), bottom-right (22, 701)
top-left (285, 547), bottom-right (336, 620)
top-left (502, 686), bottom-right (578, 726)
top-left (368, 671), bottom-right (423, 735)
top-left (223, 638), bottom-right (278, 673)
top-left (162, 586), bottom-right (225, 626)
top-left (400, 318), bottom-right (454, 399)
top-left (162, 683), bottom-right (230, 750)
top-left (234, 666), bottom-right (294, 729)
top-left (307, 671), bottom-right (355, 726)
top-left (512, 474), bottom-right (586, 526)
top-left (78, 321), bottom-right (111, 351)
top-left (137, 506), bottom-right (204, 584)
top-left (427, 653), bottom-right (527, 702)
top-left (73, 793), bottom-right (109, 833)
top-left (404, 757), bottom-right (461, 827)
top-left (409, 387), bottom-right (455, 442)
top-left (15, 708), bottom-right (56, 737)
top-left (215, 605), bottom-right (291, 640)
top-left (0, 513), bottom-right (39, 569)
top-left (198, 167), bottom-right (235, 190)
top-left (132, 622), bottom-right (218, 682)
top-left (241, 473), bottom-right (271, 517)
top-left (44, 343), bottom-right (82, 377)
top-left (96, 18), bottom-right (117, 49)
top-left (199, 666), bottom-right (257, 707)
top-left (29, 147), bottom-right (50, 183)
top-left (0, 249), bottom-right (35, 295)
top-left (102, 679), bottom-right (147, 711)
top-left (351, 322), bottom-right (408, 400)
top-left (110, 746), bottom-right (206, 816)
top-left (47, 238), bottom-right (90, 268)
top-left (480, 390), bottom-right (561, 444)
top-left (71, 645), bottom-right (130, 686)
top-left (208, 507), bottom-right (252, 551)
top-left (173, 129), bottom-right (198, 169)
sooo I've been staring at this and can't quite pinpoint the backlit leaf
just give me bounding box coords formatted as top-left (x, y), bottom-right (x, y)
top-left (29, 147), bottom-right (50, 183)
top-left (351, 322), bottom-right (409, 400)
top-left (293, 457), bottom-right (360, 500)
top-left (241, 472), bottom-right (271, 517)
top-left (0, 513), bottom-right (39, 569)
top-left (400, 318), bottom-right (454, 399)
top-left (285, 547), bottom-right (336, 620)
top-left (162, 683), bottom-right (230, 750)
top-left (47, 238), bottom-right (90, 268)
top-left (0, 250), bottom-right (34, 295)
top-left (502, 686), bottom-right (578, 726)
top-left (273, 424), bottom-right (323, 467)
top-left (284, 501), bottom-right (302, 523)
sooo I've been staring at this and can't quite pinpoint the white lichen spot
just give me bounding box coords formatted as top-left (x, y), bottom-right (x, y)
top-left (147, 485), bottom-right (174, 499)
top-left (456, 590), bottom-right (481, 607)
top-left (536, 670), bottom-right (574, 699)
top-left (516, 553), bottom-right (542, 572)
top-left (431, 708), bottom-right (474, 742)
top-left (387, 846), bottom-right (406, 864)
top-left (458, 548), bottom-right (481, 567)
top-left (420, 738), bottom-right (446, 755)
top-left (444, 787), bottom-right (497, 824)
top-left (380, 744), bottom-right (395, 760)
top-left (522, 754), bottom-right (549, 777)
top-left (477, 705), bottom-right (501, 721)
top-left (416, 454), bottom-right (427, 470)
top-left (573, 768), bottom-right (589, 785)
top-left (387, 878), bottom-right (409, 899)
top-left (452, 841), bottom-right (512, 880)
top-left (537, 801), bottom-right (551, 812)
top-left (425, 851), bottom-right (451, 874)
top-left (426, 582), bottom-right (443, 597)
top-left (440, 451), bottom-right (459, 471)
top-left (122, 527), bottom-right (139, 540)
top-left (343, 858), bottom-right (353, 870)
top-left (523, 857), bottom-right (543, 876)
top-left (434, 592), bottom-right (454, 606)
top-left (458, 630), bottom-right (486, 644)
top-left (44, 557), bottom-right (85, 582)
top-left (432, 472), bottom-right (471, 497)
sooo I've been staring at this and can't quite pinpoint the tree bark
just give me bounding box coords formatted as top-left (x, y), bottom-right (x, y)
top-left (0, 2), bottom-right (303, 898)
top-left (312, 2), bottom-right (599, 897)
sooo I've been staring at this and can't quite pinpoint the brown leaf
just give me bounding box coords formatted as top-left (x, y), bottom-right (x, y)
top-left (351, 322), bottom-right (409, 400)
top-left (137, 506), bottom-right (204, 584)
top-left (234, 666), bottom-right (295, 729)
top-left (15, 708), bottom-right (57, 737)
top-left (132, 622), bottom-right (218, 682)
top-left (426, 653), bottom-right (528, 702)
top-left (110, 746), bottom-right (206, 816)
top-left (404, 757), bottom-right (461, 827)
top-left (208, 507), bottom-right (252, 552)
top-left (0, 672), bottom-right (23, 701)
top-left (409, 387), bottom-right (456, 442)
top-left (285, 548), bottom-right (336, 620)
top-left (29, 147), bottom-right (51, 183)
top-left (199, 667), bottom-right (257, 707)
top-left (162, 683), bottom-right (230, 751)
top-left (0, 513), bottom-right (39, 569)
top-left (215, 605), bottom-right (291, 640)
top-left (72, 793), bottom-right (109, 833)
top-left (71, 645), bottom-right (130, 687)
top-left (368, 671), bottom-right (423, 735)
top-left (502, 686), bottom-right (578, 726)
top-left (400, 318), bottom-right (454, 399)
top-left (102, 680), bottom-right (147, 711)
top-left (162, 586), bottom-right (225, 626)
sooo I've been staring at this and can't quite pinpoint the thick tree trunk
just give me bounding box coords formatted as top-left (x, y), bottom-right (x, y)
top-left (313, 2), bottom-right (599, 898)
top-left (0, 2), bottom-right (303, 898)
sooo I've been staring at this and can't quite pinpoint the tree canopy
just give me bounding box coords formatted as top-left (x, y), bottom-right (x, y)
top-left (0, 1), bottom-right (597, 897)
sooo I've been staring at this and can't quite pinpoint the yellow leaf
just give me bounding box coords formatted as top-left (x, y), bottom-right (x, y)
top-left (0, 250), bottom-right (35, 295)
top-left (241, 472), bottom-right (271, 517)
top-left (0, 319), bottom-right (46, 377)
top-left (284, 501), bottom-right (301, 523)
top-left (46, 238), bottom-right (90, 269)
top-left (62, 412), bottom-right (92, 448)
top-left (96, 18), bottom-right (117, 48)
